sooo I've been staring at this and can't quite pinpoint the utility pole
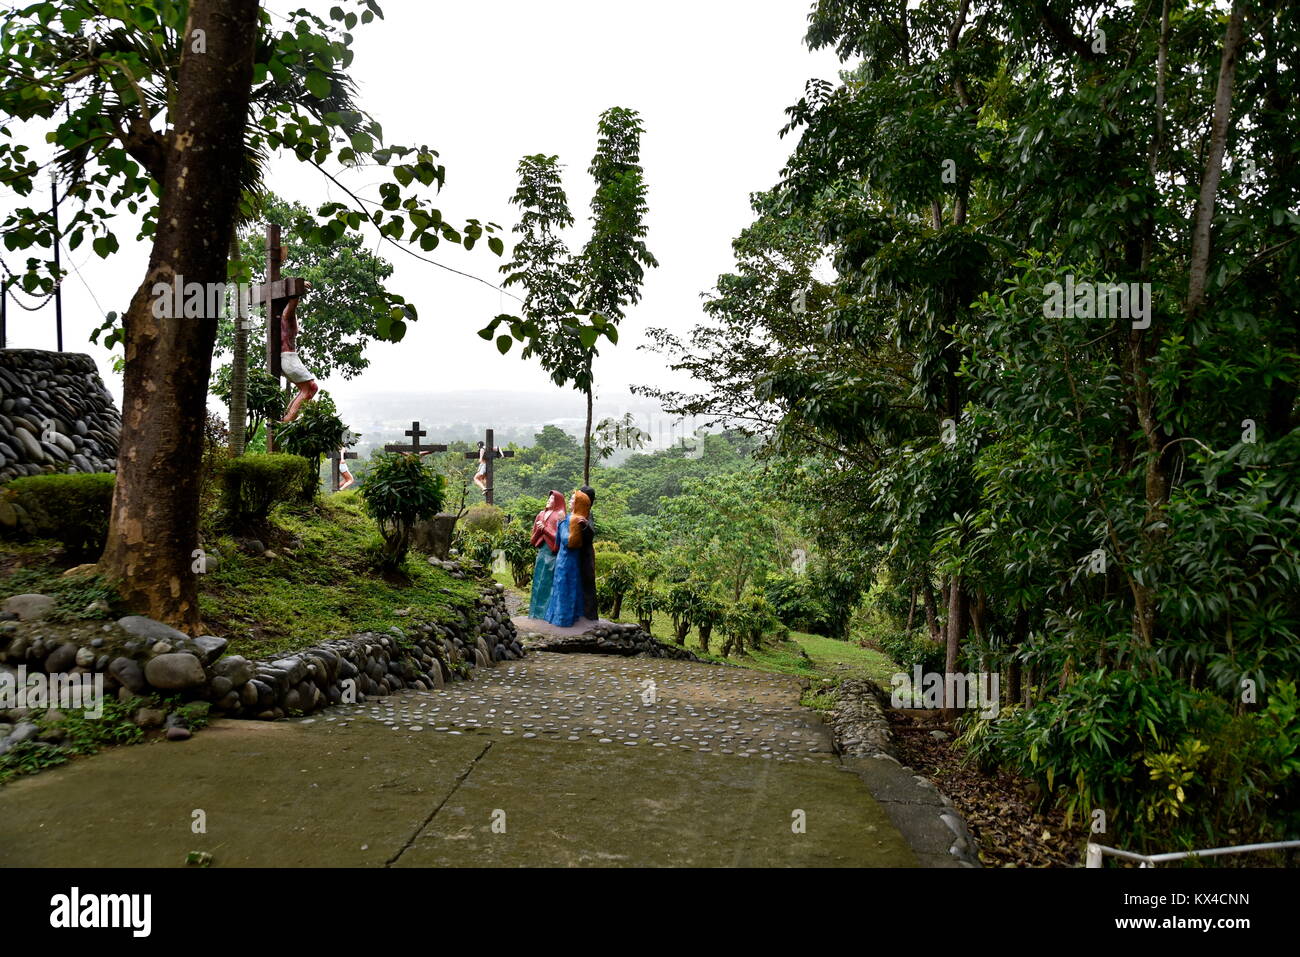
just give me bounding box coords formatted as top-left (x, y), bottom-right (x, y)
top-left (229, 232), bottom-right (247, 455)
top-left (51, 170), bottom-right (63, 352)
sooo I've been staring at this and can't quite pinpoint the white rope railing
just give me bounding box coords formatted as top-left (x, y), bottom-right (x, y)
top-left (1086, 840), bottom-right (1300, 867)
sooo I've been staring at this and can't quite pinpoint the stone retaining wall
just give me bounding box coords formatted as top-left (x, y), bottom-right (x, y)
top-left (0, 350), bottom-right (120, 482)
top-left (520, 621), bottom-right (703, 661)
top-left (0, 583), bottom-right (521, 732)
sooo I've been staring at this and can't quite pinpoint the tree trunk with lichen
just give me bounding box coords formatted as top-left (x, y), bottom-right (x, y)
top-left (99, 0), bottom-right (260, 631)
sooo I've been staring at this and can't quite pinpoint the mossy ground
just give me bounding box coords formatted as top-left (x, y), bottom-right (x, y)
top-left (0, 694), bottom-right (146, 784)
top-left (0, 492), bottom-right (483, 660)
top-left (200, 493), bottom-right (482, 658)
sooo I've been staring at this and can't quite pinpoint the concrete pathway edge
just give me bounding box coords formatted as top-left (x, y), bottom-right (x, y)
top-left (828, 679), bottom-right (981, 868)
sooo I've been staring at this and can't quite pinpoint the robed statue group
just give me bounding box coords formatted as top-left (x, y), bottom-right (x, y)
top-left (529, 486), bottom-right (598, 626)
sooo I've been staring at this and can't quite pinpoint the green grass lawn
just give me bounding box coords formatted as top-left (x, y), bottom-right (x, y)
top-left (501, 576), bottom-right (899, 687)
top-left (603, 607), bottom-right (899, 687)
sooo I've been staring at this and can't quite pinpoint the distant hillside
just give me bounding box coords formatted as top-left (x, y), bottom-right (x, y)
top-left (322, 389), bottom-right (703, 457)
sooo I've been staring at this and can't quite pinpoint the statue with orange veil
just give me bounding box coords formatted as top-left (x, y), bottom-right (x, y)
top-left (543, 487), bottom-right (597, 626)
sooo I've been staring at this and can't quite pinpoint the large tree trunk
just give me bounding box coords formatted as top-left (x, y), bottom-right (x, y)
top-left (99, 0), bottom-right (261, 630)
top-left (228, 231), bottom-right (248, 455)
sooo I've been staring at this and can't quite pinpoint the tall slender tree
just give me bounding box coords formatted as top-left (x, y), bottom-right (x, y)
top-left (486, 107), bottom-right (657, 484)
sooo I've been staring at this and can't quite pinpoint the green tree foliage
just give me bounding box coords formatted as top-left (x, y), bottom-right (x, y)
top-left (657, 469), bottom-right (786, 602)
top-left (217, 194), bottom-right (398, 381)
top-left (650, 0), bottom-right (1300, 848)
top-left (596, 551), bottom-right (639, 619)
top-left (211, 365), bottom-right (282, 443)
top-left (498, 520), bottom-right (536, 588)
top-left (484, 108), bottom-right (658, 482)
top-left (360, 453), bottom-right (446, 569)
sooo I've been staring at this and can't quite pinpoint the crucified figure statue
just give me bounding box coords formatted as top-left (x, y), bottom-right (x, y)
top-left (277, 262), bottom-right (317, 423)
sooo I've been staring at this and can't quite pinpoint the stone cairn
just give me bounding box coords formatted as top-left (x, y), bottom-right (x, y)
top-left (0, 582), bottom-right (523, 749)
top-left (0, 350), bottom-right (120, 481)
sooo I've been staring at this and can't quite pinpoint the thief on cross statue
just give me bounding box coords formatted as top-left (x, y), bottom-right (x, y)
top-left (277, 250), bottom-right (316, 423)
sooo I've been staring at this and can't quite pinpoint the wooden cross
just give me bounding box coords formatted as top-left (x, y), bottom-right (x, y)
top-left (385, 421), bottom-right (447, 457)
top-left (250, 223), bottom-right (306, 453)
top-left (329, 447), bottom-right (358, 492)
top-left (464, 428), bottom-right (514, 505)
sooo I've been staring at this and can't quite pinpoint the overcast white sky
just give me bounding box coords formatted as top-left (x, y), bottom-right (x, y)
top-left (3, 0), bottom-right (841, 412)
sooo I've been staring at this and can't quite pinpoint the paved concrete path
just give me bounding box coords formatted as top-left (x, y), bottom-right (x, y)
top-left (0, 654), bottom-right (914, 867)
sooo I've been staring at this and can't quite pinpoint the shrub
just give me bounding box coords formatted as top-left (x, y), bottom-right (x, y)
top-left (877, 628), bottom-right (946, 675)
top-left (461, 503), bottom-right (506, 536)
top-left (690, 591), bottom-right (726, 654)
top-left (276, 393), bottom-right (351, 502)
top-left (361, 453), bottom-right (446, 569)
top-left (596, 551), bottom-right (639, 618)
top-left (627, 578), bottom-right (659, 631)
top-left (499, 521), bottom-right (535, 587)
top-left (459, 528), bottom-right (499, 567)
top-left (200, 410), bottom-right (232, 533)
top-left (1, 473), bottom-right (115, 560)
top-left (965, 669), bottom-right (1300, 851)
top-left (764, 574), bottom-right (830, 634)
top-left (220, 453), bottom-right (315, 531)
top-left (719, 593), bottom-right (779, 657)
top-left (663, 579), bottom-right (706, 644)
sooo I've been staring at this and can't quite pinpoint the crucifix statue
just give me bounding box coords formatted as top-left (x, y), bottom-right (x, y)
top-left (251, 224), bottom-right (313, 452)
top-left (385, 421), bottom-right (447, 457)
top-left (464, 428), bottom-right (514, 505)
top-left (330, 447), bottom-right (358, 492)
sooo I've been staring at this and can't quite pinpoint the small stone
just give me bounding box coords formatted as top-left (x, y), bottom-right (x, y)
top-left (43, 642), bottom-right (79, 673)
top-left (116, 615), bottom-right (190, 645)
top-left (3, 594), bottom-right (54, 621)
top-left (166, 726), bottom-right (192, 742)
top-left (108, 657), bottom-right (147, 693)
top-left (191, 635), bottom-right (228, 665)
top-left (132, 708), bottom-right (166, 728)
top-left (212, 655), bottom-right (255, 685)
top-left (144, 653), bottom-right (206, 690)
top-left (209, 675), bottom-right (233, 698)
top-left (6, 721), bottom-right (39, 745)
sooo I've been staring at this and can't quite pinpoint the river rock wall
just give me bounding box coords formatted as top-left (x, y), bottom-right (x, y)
top-left (0, 350), bottom-right (120, 482)
top-left (0, 583), bottom-right (521, 733)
